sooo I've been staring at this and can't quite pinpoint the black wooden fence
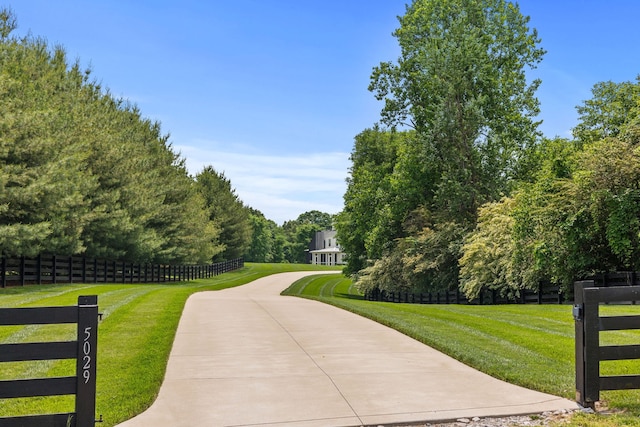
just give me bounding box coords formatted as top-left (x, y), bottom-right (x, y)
top-left (364, 272), bottom-right (640, 306)
top-left (0, 295), bottom-right (99, 427)
top-left (574, 280), bottom-right (640, 409)
top-left (0, 255), bottom-right (244, 287)
top-left (364, 281), bottom-right (566, 305)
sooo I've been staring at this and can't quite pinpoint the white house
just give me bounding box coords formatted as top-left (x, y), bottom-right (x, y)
top-left (308, 230), bottom-right (345, 266)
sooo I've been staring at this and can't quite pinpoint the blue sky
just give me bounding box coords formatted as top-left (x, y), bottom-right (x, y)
top-left (8, 1), bottom-right (640, 224)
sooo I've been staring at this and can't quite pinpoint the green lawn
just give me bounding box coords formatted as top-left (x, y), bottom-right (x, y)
top-left (282, 274), bottom-right (640, 426)
top-left (0, 263), bottom-right (339, 426)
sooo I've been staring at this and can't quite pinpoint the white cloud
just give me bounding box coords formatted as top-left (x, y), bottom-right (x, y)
top-left (175, 142), bottom-right (350, 224)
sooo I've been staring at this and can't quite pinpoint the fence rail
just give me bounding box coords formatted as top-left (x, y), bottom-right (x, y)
top-left (0, 296), bottom-right (99, 427)
top-left (0, 255), bottom-right (244, 287)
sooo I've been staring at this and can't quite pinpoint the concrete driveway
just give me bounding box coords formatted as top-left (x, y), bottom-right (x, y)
top-left (116, 271), bottom-right (576, 427)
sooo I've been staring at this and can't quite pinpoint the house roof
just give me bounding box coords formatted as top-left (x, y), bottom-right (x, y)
top-left (309, 247), bottom-right (342, 254)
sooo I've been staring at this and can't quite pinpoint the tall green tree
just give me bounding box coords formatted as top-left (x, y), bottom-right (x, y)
top-left (336, 128), bottom-right (410, 274)
top-left (195, 166), bottom-right (251, 261)
top-left (346, 0), bottom-right (545, 293)
top-left (244, 208), bottom-right (284, 263)
top-left (0, 8), bottom-right (221, 263)
top-left (0, 17), bottom-right (94, 256)
top-left (573, 77), bottom-right (640, 145)
top-left (369, 0), bottom-right (545, 223)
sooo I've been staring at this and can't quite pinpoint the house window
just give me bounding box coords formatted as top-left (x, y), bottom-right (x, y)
top-left (328, 239), bottom-right (332, 247)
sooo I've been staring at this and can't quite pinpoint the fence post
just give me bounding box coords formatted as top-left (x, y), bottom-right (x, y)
top-left (37, 254), bottom-right (42, 285)
top-left (20, 256), bottom-right (25, 286)
top-left (75, 295), bottom-right (98, 426)
top-left (537, 281), bottom-right (543, 304)
top-left (0, 257), bottom-right (4, 288)
top-left (575, 280), bottom-right (598, 409)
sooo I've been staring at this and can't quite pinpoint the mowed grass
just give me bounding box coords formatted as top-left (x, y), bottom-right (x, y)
top-left (0, 263), bottom-right (339, 426)
top-left (282, 274), bottom-right (640, 426)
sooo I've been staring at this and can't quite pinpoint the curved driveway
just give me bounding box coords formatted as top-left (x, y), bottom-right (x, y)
top-left (117, 271), bottom-right (576, 427)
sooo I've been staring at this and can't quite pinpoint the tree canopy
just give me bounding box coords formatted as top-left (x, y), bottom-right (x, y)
top-left (339, 0), bottom-right (546, 292)
top-left (342, 0), bottom-right (640, 300)
top-left (370, 0), bottom-right (545, 224)
top-left (0, 9), bottom-right (250, 264)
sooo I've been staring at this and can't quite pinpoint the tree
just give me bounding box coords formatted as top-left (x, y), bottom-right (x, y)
top-left (459, 198), bottom-right (519, 299)
top-left (0, 9), bottom-right (221, 263)
top-left (346, 0), bottom-right (545, 294)
top-left (195, 166), bottom-right (251, 261)
top-left (295, 210), bottom-right (333, 229)
top-left (244, 208), bottom-right (283, 263)
top-left (336, 128), bottom-right (410, 274)
top-left (460, 77), bottom-right (640, 297)
top-left (573, 78), bottom-right (640, 145)
top-left (0, 16), bottom-right (95, 257)
top-left (369, 0), bottom-right (545, 224)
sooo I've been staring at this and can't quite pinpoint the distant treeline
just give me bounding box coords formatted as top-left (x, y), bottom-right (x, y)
top-left (0, 9), bottom-right (331, 265)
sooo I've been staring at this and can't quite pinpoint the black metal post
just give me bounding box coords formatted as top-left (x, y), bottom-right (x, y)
top-left (75, 295), bottom-right (98, 427)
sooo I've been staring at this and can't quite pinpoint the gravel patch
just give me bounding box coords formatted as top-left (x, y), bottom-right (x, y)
top-left (391, 408), bottom-right (587, 427)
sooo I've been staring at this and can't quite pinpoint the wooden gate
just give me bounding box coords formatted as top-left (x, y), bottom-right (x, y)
top-left (574, 280), bottom-right (640, 408)
top-left (0, 296), bottom-right (99, 427)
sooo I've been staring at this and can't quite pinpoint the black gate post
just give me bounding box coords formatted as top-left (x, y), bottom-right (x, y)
top-left (75, 295), bottom-right (98, 427)
top-left (574, 280), bottom-right (598, 409)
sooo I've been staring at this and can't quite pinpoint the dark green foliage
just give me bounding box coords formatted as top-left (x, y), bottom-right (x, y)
top-left (295, 210), bottom-right (333, 229)
top-left (342, 0), bottom-right (545, 295)
top-left (195, 167), bottom-right (251, 261)
top-left (462, 132), bottom-right (640, 297)
top-left (243, 209), bottom-right (276, 263)
top-left (336, 128), bottom-right (421, 275)
top-left (0, 9), bottom-right (221, 263)
top-left (370, 0), bottom-right (544, 224)
top-left (573, 78), bottom-right (640, 145)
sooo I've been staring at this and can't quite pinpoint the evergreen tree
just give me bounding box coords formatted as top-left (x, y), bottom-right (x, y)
top-left (195, 166), bottom-right (251, 261)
